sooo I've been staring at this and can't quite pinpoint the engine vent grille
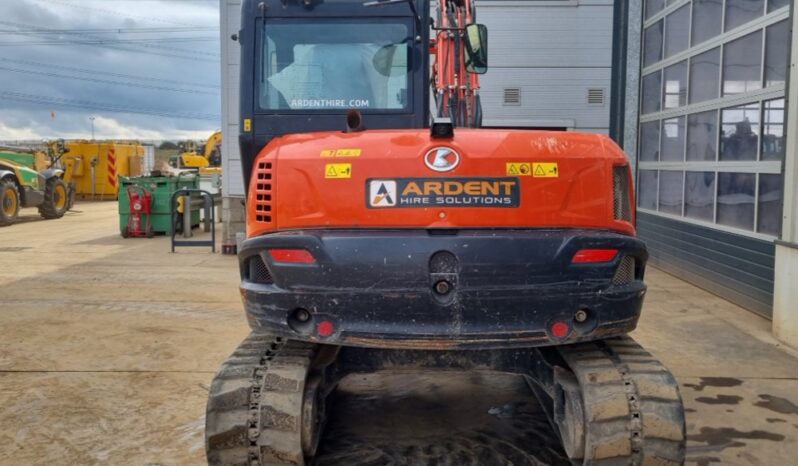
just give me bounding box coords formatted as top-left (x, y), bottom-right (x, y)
top-left (253, 160), bottom-right (273, 224)
top-left (612, 256), bottom-right (636, 286)
top-left (247, 255), bottom-right (273, 284)
top-left (613, 166), bottom-right (632, 222)
top-left (587, 88), bottom-right (605, 105)
top-left (503, 87), bottom-right (521, 106)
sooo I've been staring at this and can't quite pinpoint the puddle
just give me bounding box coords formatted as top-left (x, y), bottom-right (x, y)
top-left (683, 377), bottom-right (743, 392)
top-left (688, 456), bottom-right (721, 466)
top-left (695, 395), bottom-right (742, 405)
top-left (754, 395), bottom-right (798, 415)
top-left (688, 427), bottom-right (785, 450)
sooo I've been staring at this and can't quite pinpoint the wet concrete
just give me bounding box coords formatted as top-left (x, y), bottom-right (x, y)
top-left (694, 395), bottom-right (743, 405)
top-left (1, 202), bottom-right (798, 465)
top-left (755, 395), bottom-right (798, 415)
top-left (683, 377), bottom-right (744, 392)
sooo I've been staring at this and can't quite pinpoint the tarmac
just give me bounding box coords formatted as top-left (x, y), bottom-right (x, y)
top-left (0, 202), bottom-right (796, 465)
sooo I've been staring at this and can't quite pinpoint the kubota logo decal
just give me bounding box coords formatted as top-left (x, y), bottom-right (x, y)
top-left (424, 147), bottom-right (460, 172)
top-left (369, 180), bottom-right (397, 207)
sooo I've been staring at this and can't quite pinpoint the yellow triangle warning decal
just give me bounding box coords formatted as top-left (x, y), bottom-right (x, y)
top-left (325, 163), bottom-right (352, 179)
top-left (506, 162), bottom-right (531, 176)
top-left (532, 162), bottom-right (559, 178)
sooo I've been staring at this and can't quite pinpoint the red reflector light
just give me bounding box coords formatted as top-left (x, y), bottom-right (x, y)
top-left (572, 249), bottom-right (619, 263)
top-left (551, 321), bottom-right (570, 338)
top-left (268, 248), bottom-right (316, 264)
top-left (317, 320), bottom-right (335, 337)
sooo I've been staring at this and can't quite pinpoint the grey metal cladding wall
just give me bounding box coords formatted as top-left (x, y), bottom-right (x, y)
top-left (478, 1), bottom-right (614, 131)
top-left (480, 68), bottom-right (611, 130)
top-left (637, 212), bottom-right (775, 318)
top-left (479, 3), bottom-right (612, 68)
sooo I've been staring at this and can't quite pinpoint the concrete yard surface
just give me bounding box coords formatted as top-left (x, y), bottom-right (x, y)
top-left (1, 202), bottom-right (797, 465)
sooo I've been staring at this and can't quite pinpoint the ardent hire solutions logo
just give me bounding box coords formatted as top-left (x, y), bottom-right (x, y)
top-left (369, 180), bottom-right (397, 207)
top-left (424, 147), bottom-right (460, 172)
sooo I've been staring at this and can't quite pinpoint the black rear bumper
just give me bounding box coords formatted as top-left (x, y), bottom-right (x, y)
top-left (239, 229), bottom-right (647, 350)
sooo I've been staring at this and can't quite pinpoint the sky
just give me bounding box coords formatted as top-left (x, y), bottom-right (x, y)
top-left (0, 0), bottom-right (220, 142)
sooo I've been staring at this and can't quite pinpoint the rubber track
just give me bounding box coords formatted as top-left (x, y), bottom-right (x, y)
top-left (558, 335), bottom-right (686, 466)
top-left (206, 333), bottom-right (316, 466)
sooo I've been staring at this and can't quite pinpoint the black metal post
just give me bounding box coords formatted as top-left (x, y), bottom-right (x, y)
top-left (609, 0), bottom-right (629, 146)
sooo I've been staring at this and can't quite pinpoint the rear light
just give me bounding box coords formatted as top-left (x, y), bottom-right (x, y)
top-left (572, 249), bottom-right (619, 263)
top-left (317, 320), bottom-right (335, 337)
top-left (613, 165), bottom-right (632, 222)
top-left (551, 321), bottom-right (570, 338)
top-left (268, 248), bottom-right (316, 264)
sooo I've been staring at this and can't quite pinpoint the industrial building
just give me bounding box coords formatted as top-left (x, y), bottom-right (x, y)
top-left (624, 0), bottom-right (798, 350)
top-left (630, 0), bottom-right (789, 317)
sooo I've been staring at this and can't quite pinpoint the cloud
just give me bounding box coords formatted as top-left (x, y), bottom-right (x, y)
top-left (0, 121), bottom-right (39, 140)
top-left (92, 115), bottom-right (215, 140)
top-left (0, 0), bottom-right (221, 141)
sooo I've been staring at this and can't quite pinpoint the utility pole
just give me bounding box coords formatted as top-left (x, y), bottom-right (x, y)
top-left (89, 116), bottom-right (96, 140)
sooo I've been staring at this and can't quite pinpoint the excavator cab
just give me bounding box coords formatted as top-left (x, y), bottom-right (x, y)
top-left (237, 0), bottom-right (431, 189)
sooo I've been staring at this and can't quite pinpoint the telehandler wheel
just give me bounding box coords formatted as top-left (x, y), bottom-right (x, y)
top-left (39, 177), bottom-right (69, 219)
top-left (66, 182), bottom-right (77, 210)
top-left (0, 179), bottom-right (20, 226)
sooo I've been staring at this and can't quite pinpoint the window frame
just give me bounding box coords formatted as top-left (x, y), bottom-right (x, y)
top-left (636, 1), bottom-right (789, 240)
top-left (256, 17), bottom-right (417, 115)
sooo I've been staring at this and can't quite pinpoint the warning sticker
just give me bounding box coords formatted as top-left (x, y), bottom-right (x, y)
top-left (367, 178), bottom-right (520, 208)
top-left (243, 118), bottom-right (252, 132)
top-left (325, 163), bottom-right (352, 179)
top-left (533, 163), bottom-right (559, 178)
top-left (506, 162), bottom-right (532, 176)
top-left (321, 148), bottom-right (362, 158)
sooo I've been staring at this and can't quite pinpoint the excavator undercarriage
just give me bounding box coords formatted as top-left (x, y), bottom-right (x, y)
top-left (207, 334), bottom-right (685, 465)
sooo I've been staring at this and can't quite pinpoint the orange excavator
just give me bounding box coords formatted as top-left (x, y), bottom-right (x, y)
top-left (205, 0), bottom-right (686, 464)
